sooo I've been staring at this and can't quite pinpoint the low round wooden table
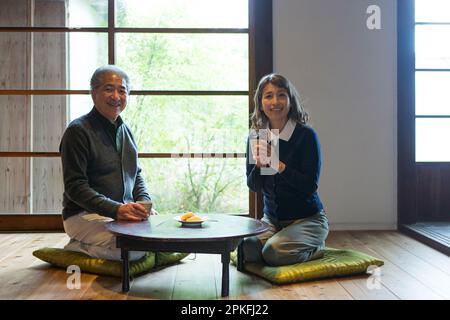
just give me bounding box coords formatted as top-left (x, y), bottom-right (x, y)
top-left (106, 214), bottom-right (268, 297)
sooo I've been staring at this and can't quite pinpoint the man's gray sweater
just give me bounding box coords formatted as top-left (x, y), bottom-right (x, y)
top-left (59, 107), bottom-right (151, 220)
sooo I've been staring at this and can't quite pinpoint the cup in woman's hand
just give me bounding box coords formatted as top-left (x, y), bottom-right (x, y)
top-left (256, 140), bottom-right (271, 165)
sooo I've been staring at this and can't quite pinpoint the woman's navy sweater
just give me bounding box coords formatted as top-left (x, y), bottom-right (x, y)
top-left (246, 124), bottom-right (324, 221)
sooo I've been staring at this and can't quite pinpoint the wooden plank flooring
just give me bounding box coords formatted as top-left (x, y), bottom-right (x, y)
top-left (0, 231), bottom-right (449, 300)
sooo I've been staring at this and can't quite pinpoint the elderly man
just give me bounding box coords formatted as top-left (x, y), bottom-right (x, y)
top-left (60, 65), bottom-right (152, 261)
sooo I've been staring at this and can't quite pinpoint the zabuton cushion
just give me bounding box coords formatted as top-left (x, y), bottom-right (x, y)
top-left (232, 247), bottom-right (384, 285)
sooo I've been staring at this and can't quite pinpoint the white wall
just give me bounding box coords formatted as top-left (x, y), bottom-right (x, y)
top-left (273, 0), bottom-right (397, 230)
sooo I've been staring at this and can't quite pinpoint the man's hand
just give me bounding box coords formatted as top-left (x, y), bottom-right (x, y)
top-left (117, 202), bottom-right (150, 221)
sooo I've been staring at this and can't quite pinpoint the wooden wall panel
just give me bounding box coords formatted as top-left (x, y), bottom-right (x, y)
top-left (0, 214), bottom-right (63, 231)
top-left (0, 96), bottom-right (29, 151)
top-left (0, 0), bottom-right (29, 27)
top-left (0, 97), bottom-right (29, 213)
top-left (33, 158), bottom-right (64, 213)
top-left (32, 0), bottom-right (67, 213)
top-left (0, 158), bottom-right (29, 213)
top-left (0, 0), bottom-right (31, 214)
top-left (0, 0), bottom-right (67, 214)
top-left (417, 165), bottom-right (450, 221)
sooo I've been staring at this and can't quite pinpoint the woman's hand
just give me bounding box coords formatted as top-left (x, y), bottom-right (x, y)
top-left (254, 143), bottom-right (286, 173)
top-left (278, 161), bottom-right (286, 173)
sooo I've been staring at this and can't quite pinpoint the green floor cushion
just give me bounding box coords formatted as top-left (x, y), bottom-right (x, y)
top-left (231, 247), bottom-right (384, 285)
top-left (33, 248), bottom-right (157, 278)
top-left (155, 252), bottom-right (190, 267)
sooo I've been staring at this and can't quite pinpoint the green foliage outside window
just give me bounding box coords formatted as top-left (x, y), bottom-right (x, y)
top-left (116, 1), bottom-right (249, 214)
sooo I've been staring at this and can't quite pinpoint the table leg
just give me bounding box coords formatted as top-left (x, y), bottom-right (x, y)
top-left (221, 252), bottom-right (230, 297)
top-left (237, 240), bottom-right (244, 272)
top-left (121, 249), bottom-right (130, 292)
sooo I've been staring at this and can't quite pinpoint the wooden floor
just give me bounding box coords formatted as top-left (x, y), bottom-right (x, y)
top-left (1, 230), bottom-right (450, 300)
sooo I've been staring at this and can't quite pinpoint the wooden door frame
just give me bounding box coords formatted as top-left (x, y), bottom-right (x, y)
top-left (397, 0), bottom-right (450, 256)
top-left (249, 0), bottom-right (273, 219)
top-left (397, 0), bottom-right (450, 225)
top-left (397, 0), bottom-right (416, 226)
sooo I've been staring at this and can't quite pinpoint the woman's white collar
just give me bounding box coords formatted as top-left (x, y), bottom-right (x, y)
top-left (267, 119), bottom-right (296, 144)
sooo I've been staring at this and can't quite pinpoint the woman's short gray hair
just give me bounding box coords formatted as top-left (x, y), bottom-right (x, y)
top-left (90, 65), bottom-right (131, 94)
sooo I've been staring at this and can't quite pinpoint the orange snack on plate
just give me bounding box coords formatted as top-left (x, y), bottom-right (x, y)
top-left (181, 212), bottom-right (195, 221)
top-left (186, 215), bottom-right (202, 222)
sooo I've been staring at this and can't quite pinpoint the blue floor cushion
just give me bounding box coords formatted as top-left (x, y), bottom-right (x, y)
top-left (231, 247), bottom-right (384, 285)
top-left (33, 248), bottom-right (188, 278)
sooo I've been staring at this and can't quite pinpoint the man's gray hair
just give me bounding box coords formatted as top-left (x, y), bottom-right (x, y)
top-left (90, 65), bottom-right (131, 94)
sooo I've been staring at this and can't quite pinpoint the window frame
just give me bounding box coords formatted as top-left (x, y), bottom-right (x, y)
top-left (0, 0), bottom-right (272, 230)
top-left (414, 7), bottom-right (450, 162)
